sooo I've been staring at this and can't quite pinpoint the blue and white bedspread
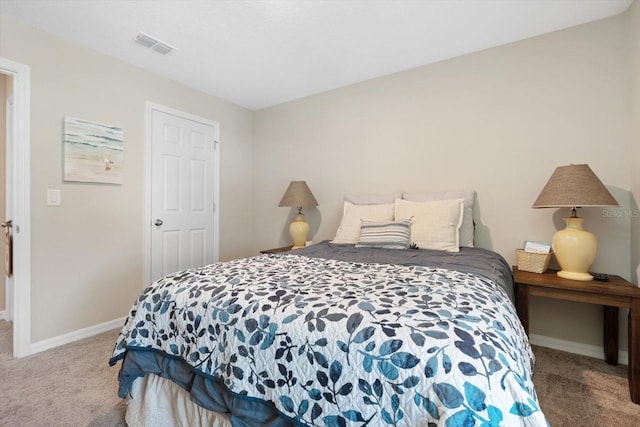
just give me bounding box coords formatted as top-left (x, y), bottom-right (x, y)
top-left (111, 252), bottom-right (548, 426)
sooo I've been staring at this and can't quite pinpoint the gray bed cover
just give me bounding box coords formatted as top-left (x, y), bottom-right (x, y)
top-left (294, 241), bottom-right (515, 302)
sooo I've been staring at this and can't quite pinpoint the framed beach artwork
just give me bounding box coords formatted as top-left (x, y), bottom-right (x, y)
top-left (64, 116), bottom-right (124, 184)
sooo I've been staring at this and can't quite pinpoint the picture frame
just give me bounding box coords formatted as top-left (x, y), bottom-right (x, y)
top-left (63, 116), bottom-right (124, 184)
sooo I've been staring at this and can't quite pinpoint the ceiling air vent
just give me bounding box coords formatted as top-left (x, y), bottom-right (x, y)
top-left (151, 42), bottom-right (174, 55)
top-left (133, 31), bottom-right (176, 55)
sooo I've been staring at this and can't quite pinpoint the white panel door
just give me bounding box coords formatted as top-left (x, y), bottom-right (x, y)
top-left (150, 109), bottom-right (218, 282)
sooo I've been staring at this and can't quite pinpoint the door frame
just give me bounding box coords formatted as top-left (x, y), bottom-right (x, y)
top-left (143, 102), bottom-right (220, 287)
top-left (1, 57), bottom-right (31, 358)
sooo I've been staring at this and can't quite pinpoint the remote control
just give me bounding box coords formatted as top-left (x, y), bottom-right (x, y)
top-left (592, 273), bottom-right (609, 281)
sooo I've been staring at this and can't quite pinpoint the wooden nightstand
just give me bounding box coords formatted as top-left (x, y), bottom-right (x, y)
top-left (513, 266), bottom-right (640, 404)
top-left (259, 246), bottom-right (293, 254)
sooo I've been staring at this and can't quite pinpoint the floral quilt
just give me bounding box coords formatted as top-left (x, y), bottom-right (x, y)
top-left (110, 253), bottom-right (548, 426)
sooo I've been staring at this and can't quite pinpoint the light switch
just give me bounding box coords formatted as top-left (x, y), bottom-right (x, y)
top-left (47, 189), bottom-right (61, 206)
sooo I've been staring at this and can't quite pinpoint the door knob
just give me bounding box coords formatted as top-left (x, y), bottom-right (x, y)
top-left (1, 220), bottom-right (12, 228)
top-left (154, 219), bottom-right (163, 226)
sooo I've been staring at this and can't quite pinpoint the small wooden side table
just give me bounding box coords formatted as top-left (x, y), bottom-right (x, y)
top-left (513, 266), bottom-right (640, 404)
top-left (260, 246), bottom-right (293, 255)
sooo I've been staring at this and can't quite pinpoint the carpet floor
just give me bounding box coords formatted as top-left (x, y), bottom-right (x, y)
top-left (1, 320), bottom-right (639, 426)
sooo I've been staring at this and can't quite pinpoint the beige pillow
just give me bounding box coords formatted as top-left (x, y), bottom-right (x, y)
top-left (394, 198), bottom-right (464, 252)
top-left (402, 190), bottom-right (475, 247)
top-left (332, 202), bottom-right (395, 244)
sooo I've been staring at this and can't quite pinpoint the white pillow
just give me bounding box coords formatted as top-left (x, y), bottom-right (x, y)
top-left (344, 192), bottom-right (403, 205)
top-left (332, 202), bottom-right (395, 244)
top-left (402, 190), bottom-right (475, 247)
top-left (394, 198), bottom-right (464, 252)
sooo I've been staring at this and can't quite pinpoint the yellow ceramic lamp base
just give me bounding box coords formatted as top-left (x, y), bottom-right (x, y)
top-left (552, 217), bottom-right (596, 281)
top-left (289, 213), bottom-right (309, 249)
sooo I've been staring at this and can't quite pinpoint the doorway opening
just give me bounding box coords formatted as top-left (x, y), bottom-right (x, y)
top-left (1, 58), bottom-right (31, 358)
top-left (0, 72), bottom-right (10, 356)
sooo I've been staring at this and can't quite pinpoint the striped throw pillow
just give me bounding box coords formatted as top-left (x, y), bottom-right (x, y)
top-left (355, 220), bottom-right (411, 250)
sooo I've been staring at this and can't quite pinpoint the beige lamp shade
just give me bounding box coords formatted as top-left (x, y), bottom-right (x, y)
top-left (279, 181), bottom-right (318, 249)
top-left (278, 181), bottom-right (318, 210)
top-left (532, 164), bottom-right (618, 281)
top-left (532, 164), bottom-right (618, 209)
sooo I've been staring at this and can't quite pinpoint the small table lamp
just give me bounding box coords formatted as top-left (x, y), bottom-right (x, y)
top-left (279, 181), bottom-right (318, 248)
top-left (532, 164), bottom-right (619, 281)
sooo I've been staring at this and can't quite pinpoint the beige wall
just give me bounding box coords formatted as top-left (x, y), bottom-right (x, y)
top-left (0, 18), bottom-right (255, 342)
top-left (630, 0), bottom-right (640, 285)
top-left (254, 13), bottom-right (633, 350)
top-left (0, 5), bottom-right (637, 352)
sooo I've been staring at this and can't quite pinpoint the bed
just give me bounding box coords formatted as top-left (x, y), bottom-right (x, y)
top-left (110, 193), bottom-right (548, 426)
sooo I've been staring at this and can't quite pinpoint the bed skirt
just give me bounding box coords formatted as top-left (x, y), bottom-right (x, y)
top-left (126, 374), bottom-right (231, 427)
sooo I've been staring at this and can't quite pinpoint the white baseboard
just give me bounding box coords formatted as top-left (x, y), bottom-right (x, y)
top-left (29, 316), bottom-right (126, 356)
top-left (0, 310), bottom-right (6, 321)
top-left (530, 333), bottom-right (629, 365)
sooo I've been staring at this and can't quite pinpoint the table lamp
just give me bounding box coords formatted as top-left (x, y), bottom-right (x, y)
top-left (278, 181), bottom-right (318, 248)
top-left (532, 164), bottom-right (618, 281)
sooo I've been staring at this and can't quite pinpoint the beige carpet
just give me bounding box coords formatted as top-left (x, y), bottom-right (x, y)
top-left (531, 345), bottom-right (640, 426)
top-left (1, 320), bottom-right (639, 426)
top-left (0, 320), bottom-right (126, 427)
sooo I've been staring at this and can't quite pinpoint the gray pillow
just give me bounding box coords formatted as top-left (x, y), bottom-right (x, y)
top-left (355, 219), bottom-right (411, 250)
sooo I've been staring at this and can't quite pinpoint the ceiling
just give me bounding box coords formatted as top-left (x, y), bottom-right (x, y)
top-left (0, 0), bottom-right (633, 110)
